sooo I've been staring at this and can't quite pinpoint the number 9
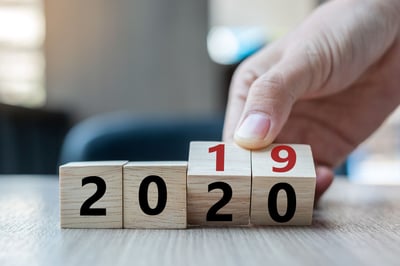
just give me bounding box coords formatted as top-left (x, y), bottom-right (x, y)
top-left (271, 145), bottom-right (296, 173)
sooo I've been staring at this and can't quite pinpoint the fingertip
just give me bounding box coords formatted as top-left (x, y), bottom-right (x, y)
top-left (233, 134), bottom-right (270, 150)
top-left (233, 113), bottom-right (272, 150)
top-left (222, 132), bottom-right (234, 144)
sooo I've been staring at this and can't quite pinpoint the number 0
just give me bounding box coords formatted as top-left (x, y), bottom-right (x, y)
top-left (268, 182), bottom-right (296, 223)
top-left (138, 175), bottom-right (167, 215)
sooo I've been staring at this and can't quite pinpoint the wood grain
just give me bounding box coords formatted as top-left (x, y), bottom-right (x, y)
top-left (0, 176), bottom-right (400, 266)
top-left (251, 144), bottom-right (316, 225)
top-left (187, 142), bottom-right (251, 226)
top-left (59, 161), bottom-right (127, 228)
top-left (123, 161), bottom-right (187, 229)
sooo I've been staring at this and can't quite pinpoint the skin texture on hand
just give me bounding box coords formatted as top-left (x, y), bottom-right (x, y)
top-left (222, 0), bottom-right (400, 201)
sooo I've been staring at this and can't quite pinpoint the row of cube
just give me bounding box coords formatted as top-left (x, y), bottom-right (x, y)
top-left (60, 142), bottom-right (316, 228)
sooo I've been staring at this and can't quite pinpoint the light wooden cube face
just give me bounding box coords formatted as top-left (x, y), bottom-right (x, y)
top-left (187, 142), bottom-right (251, 226)
top-left (123, 162), bottom-right (187, 229)
top-left (251, 144), bottom-right (316, 225)
top-left (59, 161), bottom-right (127, 228)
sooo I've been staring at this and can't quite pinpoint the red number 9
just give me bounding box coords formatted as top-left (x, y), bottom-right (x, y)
top-left (271, 145), bottom-right (296, 172)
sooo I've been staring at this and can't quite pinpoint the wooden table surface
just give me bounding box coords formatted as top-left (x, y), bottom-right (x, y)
top-left (0, 175), bottom-right (399, 266)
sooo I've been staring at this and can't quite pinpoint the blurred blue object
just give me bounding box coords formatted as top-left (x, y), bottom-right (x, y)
top-left (59, 112), bottom-right (347, 176)
top-left (207, 27), bottom-right (266, 65)
top-left (60, 113), bottom-right (224, 164)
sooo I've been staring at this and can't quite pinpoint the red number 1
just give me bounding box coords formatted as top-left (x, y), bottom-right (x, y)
top-left (208, 144), bottom-right (225, 171)
top-left (271, 145), bottom-right (296, 172)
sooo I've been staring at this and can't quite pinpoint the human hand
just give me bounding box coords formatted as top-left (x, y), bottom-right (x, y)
top-left (223, 0), bottom-right (400, 200)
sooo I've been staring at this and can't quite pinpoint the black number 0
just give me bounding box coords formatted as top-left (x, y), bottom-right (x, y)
top-left (139, 175), bottom-right (167, 215)
top-left (206, 182), bottom-right (233, 221)
top-left (268, 182), bottom-right (296, 223)
top-left (80, 176), bottom-right (107, 216)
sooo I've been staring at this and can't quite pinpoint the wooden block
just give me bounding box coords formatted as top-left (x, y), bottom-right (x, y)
top-left (59, 161), bottom-right (127, 228)
top-left (187, 141), bottom-right (251, 226)
top-left (123, 161), bottom-right (187, 229)
top-left (251, 144), bottom-right (316, 225)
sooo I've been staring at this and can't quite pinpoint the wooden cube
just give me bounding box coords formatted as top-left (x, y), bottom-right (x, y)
top-left (251, 144), bottom-right (316, 225)
top-left (123, 161), bottom-right (187, 229)
top-left (59, 161), bottom-right (127, 228)
top-left (187, 141), bottom-right (251, 226)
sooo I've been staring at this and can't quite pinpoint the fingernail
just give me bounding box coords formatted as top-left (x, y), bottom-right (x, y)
top-left (235, 113), bottom-right (270, 141)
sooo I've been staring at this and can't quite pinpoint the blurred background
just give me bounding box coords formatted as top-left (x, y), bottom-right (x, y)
top-left (0, 0), bottom-right (399, 183)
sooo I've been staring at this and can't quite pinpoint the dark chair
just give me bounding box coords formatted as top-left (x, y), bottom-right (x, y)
top-left (59, 113), bottom-right (224, 164)
top-left (59, 112), bottom-right (347, 175)
top-left (0, 104), bottom-right (70, 174)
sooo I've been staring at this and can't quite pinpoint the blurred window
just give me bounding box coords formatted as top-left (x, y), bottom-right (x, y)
top-left (0, 0), bottom-right (45, 107)
top-left (207, 0), bottom-right (317, 65)
top-left (348, 106), bottom-right (400, 184)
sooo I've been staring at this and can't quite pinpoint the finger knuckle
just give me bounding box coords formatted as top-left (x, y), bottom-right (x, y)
top-left (232, 62), bottom-right (259, 88)
top-left (296, 39), bottom-right (333, 91)
top-left (251, 71), bottom-right (292, 102)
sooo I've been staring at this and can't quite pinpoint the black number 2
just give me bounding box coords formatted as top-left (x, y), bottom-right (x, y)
top-left (206, 182), bottom-right (233, 221)
top-left (80, 176), bottom-right (107, 216)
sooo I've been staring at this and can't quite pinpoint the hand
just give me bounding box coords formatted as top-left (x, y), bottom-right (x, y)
top-left (223, 0), bottom-right (400, 200)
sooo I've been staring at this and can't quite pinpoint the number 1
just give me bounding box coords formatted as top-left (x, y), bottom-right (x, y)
top-left (208, 144), bottom-right (225, 171)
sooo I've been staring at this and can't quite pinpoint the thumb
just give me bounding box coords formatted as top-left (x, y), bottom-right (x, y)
top-left (234, 53), bottom-right (314, 149)
top-left (232, 0), bottom-right (399, 150)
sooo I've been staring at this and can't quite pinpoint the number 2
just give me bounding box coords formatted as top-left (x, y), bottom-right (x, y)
top-left (271, 145), bottom-right (297, 172)
top-left (80, 176), bottom-right (107, 216)
top-left (206, 182), bottom-right (233, 221)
